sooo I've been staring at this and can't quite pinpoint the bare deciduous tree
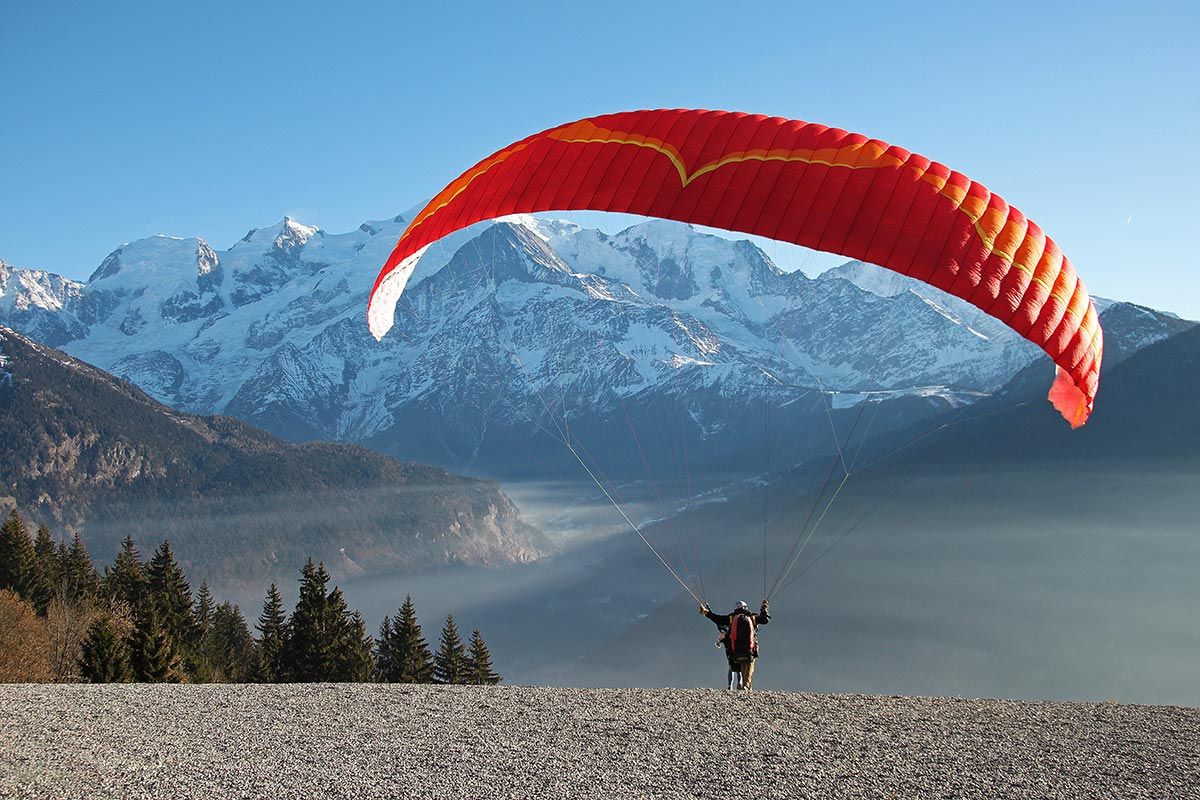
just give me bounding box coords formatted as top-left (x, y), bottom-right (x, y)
top-left (0, 589), bottom-right (52, 682)
top-left (44, 582), bottom-right (99, 683)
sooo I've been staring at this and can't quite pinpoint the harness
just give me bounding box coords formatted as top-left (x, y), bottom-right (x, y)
top-left (728, 612), bottom-right (758, 661)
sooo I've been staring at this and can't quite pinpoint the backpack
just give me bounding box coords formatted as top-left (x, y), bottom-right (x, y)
top-left (728, 612), bottom-right (758, 660)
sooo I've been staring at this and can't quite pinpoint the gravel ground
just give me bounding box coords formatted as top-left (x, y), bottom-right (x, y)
top-left (1, 684), bottom-right (1197, 799)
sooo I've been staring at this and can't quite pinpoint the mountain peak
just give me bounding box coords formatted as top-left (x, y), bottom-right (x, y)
top-left (470, 220), bottom-right (574, 282)
top-left (495, 214), bottom-right (582, 244)
top-left (0, 261), bottom-right (85, 317)
top-left (234, 217), bottom-right (318, 251)
top-left (818, 260), bottom-right (912, 297)
top-left (274, 217), bottom-right (318, 253)
top-left (614, 218), bottom-right (698, 253)
top-left (280, 215), bottom-right (317, 234)
top-left (621, 217), bottom-right (696, 236)
top-left (87, 235), bottom-right (215, 284)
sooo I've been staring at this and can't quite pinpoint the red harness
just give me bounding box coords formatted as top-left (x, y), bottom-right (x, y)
top-left (728, 613), bottom-right (758, 659)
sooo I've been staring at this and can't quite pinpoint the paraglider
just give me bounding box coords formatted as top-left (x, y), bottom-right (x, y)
top-left (369, 108), bottom-right (1103, 428)
top-left (367, 110), bottom-right (1106, 688)
top-left (702, 600), bottom-right (771, 690)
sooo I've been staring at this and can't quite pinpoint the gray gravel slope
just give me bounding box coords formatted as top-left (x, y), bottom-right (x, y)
top-left (2, 684), bottom-right (1197, 799)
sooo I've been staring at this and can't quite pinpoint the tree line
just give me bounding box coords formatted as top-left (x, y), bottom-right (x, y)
top-left (0, 509), bottom-right (500, 685)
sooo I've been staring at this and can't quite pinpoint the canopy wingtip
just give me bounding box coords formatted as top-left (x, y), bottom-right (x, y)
top-left (366, 245), bottom-right (429, 342)
top-left (1047, 366), bottom-right (1091, 429)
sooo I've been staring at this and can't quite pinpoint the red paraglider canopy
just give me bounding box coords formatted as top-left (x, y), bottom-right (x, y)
top-left (369, 109), bottom-right (1101, 427)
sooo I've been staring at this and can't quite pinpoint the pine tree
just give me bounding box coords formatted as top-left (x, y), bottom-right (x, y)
top-left (390, 595), bottom-right (434, 683)
top-left (278, 561), bottom-right (376, 682)
top-left (279, 559), bottom-right (334, 681)
top-left (375, 614), bottom-right (395, 680)
top-left (64, 532), bottom-right (100, 600)
top-left (103, 535), bottom-right (146, 611)
top-left (146, 541), bottom-right (195, 651)
top-left (188, 580), bottom-right (217, 682)
top-left (0, 509), bottom-right (36, 601)
top-left (210, 602), bottom-right (257, 682)
top-left (254, 583), bottom-right (286, 682)
top-left (131, 602), bottom-right (184, 683)
top-left (53, 539), bottom-right (69, 587)
top-left (79, 615), bottom-right (132, 683)
top-left (194, 580), bottom-right (214, 637)
top-left (33, 524), bottom-right (57, 571)
top-left (29, 525), bottom-right (57, 614)
top-left (332, 605), bottom-right (374, 682)
top-left (465, 628), bottom-right (501, 685)
top-left (434, 614), bottom-right (468, 685)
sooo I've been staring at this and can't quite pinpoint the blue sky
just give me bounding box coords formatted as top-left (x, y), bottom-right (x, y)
top-left (2, 1), bottom-right (1197, 316)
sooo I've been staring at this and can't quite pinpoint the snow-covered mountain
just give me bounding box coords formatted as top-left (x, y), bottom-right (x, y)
top-left (0, 258), bottom-right (87, 346)
top-left (1, 214), bottom-right (1189, 478)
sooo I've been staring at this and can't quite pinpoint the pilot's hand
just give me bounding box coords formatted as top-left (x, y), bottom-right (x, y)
top-left (760, 599), bottom-right (770, 613)
top-left (699, 603), bottom-right (710, 615)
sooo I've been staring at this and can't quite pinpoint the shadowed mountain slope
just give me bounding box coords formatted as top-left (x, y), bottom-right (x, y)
top-left (0, 327), bottom-right (550, 588)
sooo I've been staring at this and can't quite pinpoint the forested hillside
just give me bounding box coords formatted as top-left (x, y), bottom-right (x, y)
top-left (0, 327), bottom-right (550, 587)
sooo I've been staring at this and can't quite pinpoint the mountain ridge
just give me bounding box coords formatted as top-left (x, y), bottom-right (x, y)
top-left (0, 213), bottom-right (1190, 481)
top-left (0, 325), bottom-right (550, 588)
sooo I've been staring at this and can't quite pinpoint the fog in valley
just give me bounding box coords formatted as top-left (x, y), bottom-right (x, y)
top-left (342, 458), bottom-right (1200, 706)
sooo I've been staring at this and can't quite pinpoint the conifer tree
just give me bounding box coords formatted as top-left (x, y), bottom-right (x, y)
top-left (375, 614), bottom-right (395, 680)
top-left (194, 580), bottom-right (214, 637)
top-left (33, 524), bottom-right (57, 569)
top-left (146, 541), bottom-right (195, 650)
top-left (254, 583), bottom-right (286, 682)
top-left (0, 509), bottom-right (36, 601)
top-left (333, 606), bottom-right (375, 683)
top-left (53, 539), bottom-right (69, 585)
top-left (188, 580), bottom-right (217, 682)
top-left (465, 629), bottom-right (502, 685)
top-left (434, 614), bottom-right (468, 685)
top-left (390, 595), bottom-right (434, 683)
top-left (279, 559), bottom-right (334, 681)
top-left (79, 615), bottom-right (132, 683)
top-left (210, 602), bottom-right (257, 682)
top-left (131, 602), bottom-right (184, 683)
top-left (29, 525), bottom-right (57, 614)
top-left (64, 532), bottom-right (100, 600)
top-left (103, 535), bottom-right (146, 611)
top-left (279, 561), bottom-right (375, 682)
